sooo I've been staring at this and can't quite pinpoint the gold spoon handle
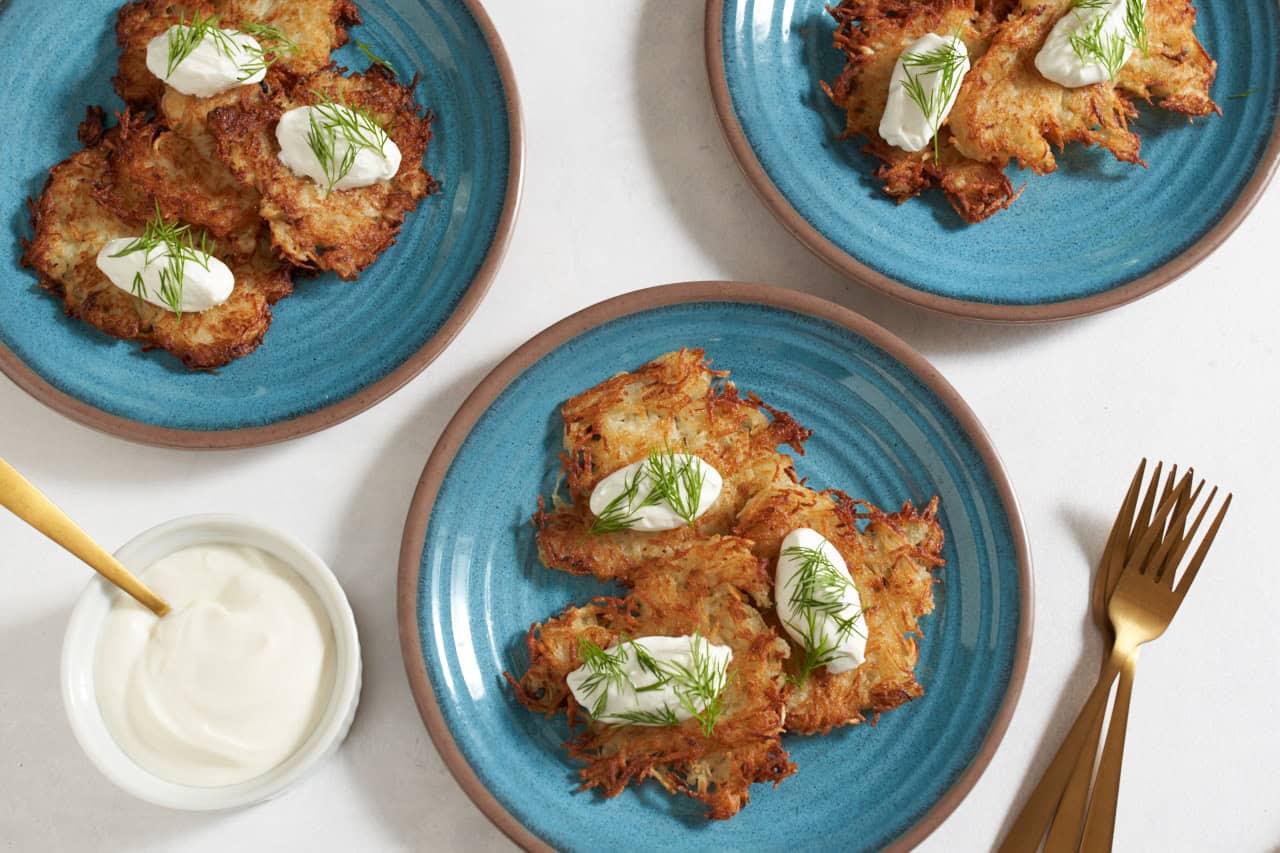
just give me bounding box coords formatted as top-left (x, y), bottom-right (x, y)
top-left (0, 458), bottom-right (169, 617)
top-left (1080, 651), bottom-right (1139, 852)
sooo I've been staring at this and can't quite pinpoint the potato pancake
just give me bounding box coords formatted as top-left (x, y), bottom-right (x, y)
top-left (824, 0), bottom-right (1218, 219)
top-left (534, 349), bottom-right (811, 593)
top-left (22, 111), bottom-right (291, 369)
top-left (511, 350), bottom-right (945, 817)
top-left (823, 0), bottom-right (1023, 222)
top-left (509, 537), bottom-right (795, 820)
top-left (949, 2), bottom-right (1144, 173)
top-left (206, 66), bottom-right (437, 279)
top-left (735, 482), bottom-right (943, 734)
top-left (113, 0), bottom-right (360, 109)
top-left (101, 110), bottom-right (263, 259)
top-left (1116, 0), bottom-right (1218, 117)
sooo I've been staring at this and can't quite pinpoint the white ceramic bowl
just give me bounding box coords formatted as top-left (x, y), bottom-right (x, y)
top-left (61, 514), bottom-right (362, 810)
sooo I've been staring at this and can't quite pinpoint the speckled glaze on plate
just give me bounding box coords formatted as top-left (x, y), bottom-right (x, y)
top-left (398, 282), bottom-right (1033, 852)
top-left (706, 0), bottom-right (1280, 321)
top-left (0, 0), bottom-right (522, 447)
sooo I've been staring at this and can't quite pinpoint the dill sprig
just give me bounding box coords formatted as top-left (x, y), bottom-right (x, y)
top-left (164, 13), bottom-right (298, 82)
top-left (899, 32), bottom-right (968, 163)
top-left (1068, 0), bottom-right (1147, 80)
top-left (1229, 87), bottom-right (1257, 100)
top-left (236, 22), bottom-right (299, 79)
top-left (165, 10), bottom-right (221, 78)
top-left (588, 448), bottom-right (709, 535)
top-left (109, 203), bottom-right (214, 319)
top-left (576, 637), bottom-right (633, 718)
top-left (780, 543), bottom-right (865, 686)
top-left (304, 91), bottom-right (392, 193)
top-left (355, 40), bottom-right (397, 75)
top-left (1123, 0), bottom-right (1148, 57)
top-left (661, 633), bottom-right (730, 737)
top-left (1068, 9), bottom-right (1127, 81)
top-left (574, 633), bottom-right (730, 737)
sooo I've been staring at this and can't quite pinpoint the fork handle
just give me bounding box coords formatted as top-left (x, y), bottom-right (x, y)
top-left (1080, 651), bottom-right (1138, 851)
top-left (997, 655), bottom-right (1121, 853)
top-left (1041, 658), bottom-right (1111, 853)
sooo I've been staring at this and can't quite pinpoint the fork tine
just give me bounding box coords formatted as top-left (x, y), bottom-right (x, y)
top-left (1156, 470), bottom-right (1194, 587)
top-left (1126, 461), bottom-right (1165, 561)
top-left (1160, 486), bottom-right (1217, 581)
top-left (1146, 478), bottom-right (1206, 580)
top-left (1173, 493), bottom-right (1232, 605)
top-left (1094, 459), bottom-right (1146, 616)
top-left (1123, 470), bottom-right (1193, 576)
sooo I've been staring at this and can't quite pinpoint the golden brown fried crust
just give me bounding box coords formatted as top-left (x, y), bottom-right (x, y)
top-left (1116, 0), bottom-right (1218, 117)
top-left (113, 0), bottom-right (361, 109)
top-left (533, 349), bottom-right (812, 593)
top-left (825, 0), bottom-right (1218, 220)
top-left (221, 0), bottom-right (361, 71)
top-left (736, 487), bottom-right (943, 734)
top-left (508, 539), bottom-right (796, 820)
top-left (99, 110), bottom-right (262, 258)
top-left (206, 66), bottom-right (438, 279)
top-left (949, 3), bottom-right (1144, 173)
top-left (22, 111), bottom-right (291, 369)
top-left (824, 0), bottom-right (1022, 222)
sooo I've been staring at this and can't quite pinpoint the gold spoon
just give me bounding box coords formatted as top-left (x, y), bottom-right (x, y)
top-left (0, 457), bottom-right (169, 617)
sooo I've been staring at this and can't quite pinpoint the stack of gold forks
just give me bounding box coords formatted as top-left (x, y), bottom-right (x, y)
top-left (1000, 460), bottom-right (1231, 852)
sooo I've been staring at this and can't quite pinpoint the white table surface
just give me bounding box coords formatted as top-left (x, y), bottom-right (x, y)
top-left (2, 2), bottom-right (1277, 851)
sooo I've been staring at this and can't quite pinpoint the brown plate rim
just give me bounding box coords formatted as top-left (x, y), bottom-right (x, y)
top-left (0, 0), bottom-right (525, 449)
top-left (396, 280), bottom-right (1035, 852)
top-left (703, 0), bottom-right (1280, 324)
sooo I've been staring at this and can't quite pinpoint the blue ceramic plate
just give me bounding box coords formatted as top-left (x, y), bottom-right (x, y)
top-left (398, 283), bottom-right (1032, 852)
top-left (0, 0), bottom-right (521, 447)
top-left (707, 0), bottom-right (1280, 321)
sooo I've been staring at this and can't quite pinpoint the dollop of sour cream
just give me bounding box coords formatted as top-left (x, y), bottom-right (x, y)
top-left (145, 26), bottom-right (267, 98)
top-left (776, 528), bottom-right (866, 675)
top-left (880, 32), bottom-right (971, 153)
top-left (95, 238), bottom-right (233, 314)
top-left (275, 105), bottom-right (402, 192)
top-left (588, 453), bottom-right (723, 532)
top-left (1035, 0), bottom-right (1144, 88)
top-left (94, 544), bottom-right (336, 787)
top-left (566, 635), bottom-right (732, 726)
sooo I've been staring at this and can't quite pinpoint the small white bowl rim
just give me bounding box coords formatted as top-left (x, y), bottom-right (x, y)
top-left (61, 513), bottom-right (362, 811)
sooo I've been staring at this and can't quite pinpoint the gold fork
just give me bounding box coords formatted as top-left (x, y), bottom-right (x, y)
top-left (1000, 461), bottom-right (1228, 851)
top-left (1078, 475), bottom-right (1230, 850)
top-left (1041, 461), bottom-right (1185, 852)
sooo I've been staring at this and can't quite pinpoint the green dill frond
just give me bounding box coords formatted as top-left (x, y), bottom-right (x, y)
top-left (780, 540), bottom-right (864, 685)
top-left (575, 634), bottom-right (730, 736)
top-left (166, 11), bottom-right (223, 77)
top-left (576, 637), bottom-right (634, 719)
top-left (303, 91), bottom-right (392, 193)
top-left (1068, 0), bottom-right (1144, 79)
top-left (588, 448), bottom-right (710, 535)
top-left (108, 203), bottom-right (215, 319)
top-left (898, 33), bottom-right (967, 163)
top-left (1069, 12), bottom-right (1126, 80)
top-left (355, 40), bottom-right (397, 75)
top-left (236, 22), bottom-right (299, 80)
top-left (607, 707), bottom-right (681, 727)
top-left (164, 13), bottom-right (299, 82)
top-left (1123, 0), bottom-right (1148, 56)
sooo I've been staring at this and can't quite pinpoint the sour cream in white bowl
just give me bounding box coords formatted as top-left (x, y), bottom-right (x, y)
top-left (61, 515), bottom-right (361, 810)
